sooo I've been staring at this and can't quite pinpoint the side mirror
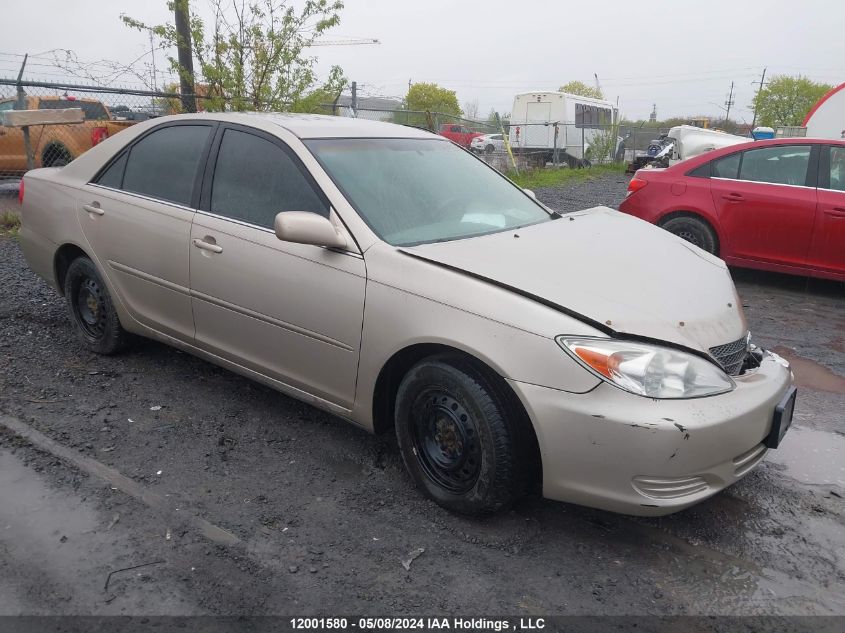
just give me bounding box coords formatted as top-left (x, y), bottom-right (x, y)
top-left (274, 211), bottom-right (348, 250)
top-left (523, 188), bottom-right (536, 199)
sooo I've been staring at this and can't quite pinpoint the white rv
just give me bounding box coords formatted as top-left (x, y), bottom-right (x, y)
top-left (508, 91), bottom-right (619, 166)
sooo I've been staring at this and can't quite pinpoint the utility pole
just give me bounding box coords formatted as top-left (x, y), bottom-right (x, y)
top-left (724, 81), bottom-right (735, 127)
top-left (351, 81), bottom-right (357, 113)
top-left (750, 67), bottom-right (767, 130)
top-left (174, 0), bottom-right (197, 113)
top-left (149, 30), bottom-right (157, 109)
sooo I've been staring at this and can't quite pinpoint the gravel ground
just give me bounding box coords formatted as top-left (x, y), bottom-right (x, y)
top-left (534, 171), bottom-right (630, 212)
top-left (0, 174), bottom-right (843, 617)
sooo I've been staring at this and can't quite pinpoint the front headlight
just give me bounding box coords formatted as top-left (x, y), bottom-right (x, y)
top-left (557, 336), bottom-right (734, 399)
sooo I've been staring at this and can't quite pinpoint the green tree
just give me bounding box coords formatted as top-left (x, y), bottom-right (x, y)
top-left (559, 80), bottom-right (603, 99)
top-left (752, 75), bottom-right (832, 127)
top-left (405, 83), bottom-right (462, 116)
top-left (122, 0), bottom-right (347, 113)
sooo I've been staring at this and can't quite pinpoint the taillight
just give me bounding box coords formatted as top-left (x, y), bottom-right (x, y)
top-left (18, 178), bottom-right (24, 205)
top-left (626, 176), bottom-right (648, 197)
top-left (91, 126), bottom-right (109, 146)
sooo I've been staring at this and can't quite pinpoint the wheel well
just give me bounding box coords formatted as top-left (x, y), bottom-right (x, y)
top-left (658, 210), bottom-right (721, 254)
top-left (42, 143), bottom-right (72, 166)
top-left (54, 244), bottom-right (89, 295)
top-left (371, 343), bottom-right (542, 492)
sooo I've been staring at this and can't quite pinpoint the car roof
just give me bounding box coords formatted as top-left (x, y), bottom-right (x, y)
top-left (673, 136), bottom-right (845, 170)
top-left (158, 112), bottom-right (439, 140)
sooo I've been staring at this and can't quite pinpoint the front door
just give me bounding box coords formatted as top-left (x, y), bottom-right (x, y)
top-left (77, 122), bottom-right (215, 340)
top-left (189, 125), bottom-right (366, 409)
top-left (710, 144), bottom-right (817, 268)
top-left (809, 145), bottom-right (845, 276)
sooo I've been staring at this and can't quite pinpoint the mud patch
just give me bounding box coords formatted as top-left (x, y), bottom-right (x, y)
top-left (771, 346), bottom-right (845, 395)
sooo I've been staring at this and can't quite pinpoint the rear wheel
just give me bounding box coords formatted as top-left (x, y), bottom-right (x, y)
top-left (63, 257), bottom-right (128, 354)
top-left (394, 356), bottom-right (526, 515)
top-left (661, 215), bottom-right (718, 255)
top-left (484, 144), bottom-right (495, 155)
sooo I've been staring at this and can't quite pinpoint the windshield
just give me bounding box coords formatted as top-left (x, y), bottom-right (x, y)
top-left (305, 138), bottom-right (553, 246)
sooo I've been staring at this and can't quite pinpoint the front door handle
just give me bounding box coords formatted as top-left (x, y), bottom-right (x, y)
top-left (721, 193), bottom-right (744, 202)
top-left (825, 207), bottom-right (845, 218)
top-left (192, 238), bottom-right (223, 254)
top-left (83, 203), bottom-right (104, 216)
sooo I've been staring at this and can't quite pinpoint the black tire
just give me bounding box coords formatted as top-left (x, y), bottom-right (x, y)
top-left (63, 257), bottom-right (128, 354)
top-left (484, 144), bottom-right (495, 156)
top-left (661, 215), bottom-right (718, 255)
top-left (395, 356), bottom-right (526, 515)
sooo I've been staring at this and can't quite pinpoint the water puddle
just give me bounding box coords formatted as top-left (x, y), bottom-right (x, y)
top-left (0, 449), bottom-right (193, 614)
top-left (771, 346), bottom-right (845, 395)
top-left (765, 425), bottom-right (845, 487)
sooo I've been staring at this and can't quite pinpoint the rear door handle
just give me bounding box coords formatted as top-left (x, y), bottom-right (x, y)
top-left (721, 193), bottom-right (744, 202)
top-left (825, 207), bottom-right (845, 218)
top-left (83, 203), bottom-right (104, 216)
top-left (192, 238), bottom-right (223, 254)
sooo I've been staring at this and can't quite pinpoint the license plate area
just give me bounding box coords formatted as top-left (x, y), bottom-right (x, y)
top-left (765, 386), bottom-right (797, 449)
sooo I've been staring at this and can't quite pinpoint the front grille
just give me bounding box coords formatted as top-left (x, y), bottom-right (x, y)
top-left (709, 334), bottom-right (749, 376)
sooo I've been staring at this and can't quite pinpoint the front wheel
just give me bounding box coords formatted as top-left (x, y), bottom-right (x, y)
top-left (395, 357), bottom-right (525, 515)
top-left (63, 257), bottom-right (128, 354)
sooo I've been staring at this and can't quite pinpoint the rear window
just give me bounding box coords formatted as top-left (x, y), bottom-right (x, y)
top-left (38, 99), bottom-right (109, 120)
top-left (712, 153), bottom-right (741, 179)
top-left (739, 145), bottom-right (811, 186)
top-left (121, 124), bottom-right (212, 206)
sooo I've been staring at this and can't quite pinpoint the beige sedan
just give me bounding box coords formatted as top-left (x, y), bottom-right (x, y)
top-left (19, 113), bottom-right (795, 516)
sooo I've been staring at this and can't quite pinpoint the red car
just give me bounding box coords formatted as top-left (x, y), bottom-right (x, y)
top-left (619, 138), bottom-right (845, 282)
top-left (438, 123), bottom-right (484, 148)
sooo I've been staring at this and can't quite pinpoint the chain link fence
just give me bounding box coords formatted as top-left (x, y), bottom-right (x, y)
top-left (0, 77), bottom-right (654, 199)
top-left (0, 78), bottom-right (197, 183)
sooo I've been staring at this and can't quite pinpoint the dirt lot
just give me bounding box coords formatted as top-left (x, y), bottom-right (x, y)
top-left (0, 175), bottom-right (843, 617)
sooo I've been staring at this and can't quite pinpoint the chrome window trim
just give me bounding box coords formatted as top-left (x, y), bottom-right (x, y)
top-left (711, 177), bottom-right (816, 191)
top-left (86, 183), bottom-right (196, 212)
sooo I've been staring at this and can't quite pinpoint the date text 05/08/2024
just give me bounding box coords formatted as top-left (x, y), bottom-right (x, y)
top-left (289, 618), bottom-right (547, 631)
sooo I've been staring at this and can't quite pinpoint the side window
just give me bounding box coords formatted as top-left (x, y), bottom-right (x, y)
top-left (122, 125), bottom-right (211, 206)
top-left (210, 128), bottom-right (328, 228)
top-left (712, 152), bottom-right (741, 179)
top-left (739, 145), bottom-right (811, 186)
top-left (95, 152), bottom-right (128, 189)
top-left (829, 146), bottom-right (845, 192)
top-left (687, 162), bottom-right (711, 178)
top-left (451, 126), bottom-right (461, 133)
top-left (0, 100), bottom-right (14, 112)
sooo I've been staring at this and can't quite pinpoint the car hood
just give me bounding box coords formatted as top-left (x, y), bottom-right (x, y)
top-left (400, 207), bottom-right (746, 353)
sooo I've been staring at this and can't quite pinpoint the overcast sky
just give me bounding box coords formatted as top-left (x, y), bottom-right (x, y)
top-left (1, 0), bottom-right (842, 121)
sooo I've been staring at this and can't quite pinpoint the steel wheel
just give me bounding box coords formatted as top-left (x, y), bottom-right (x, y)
top-left (411, 389), bottom-right (482, 494)
top-left (74, 276), bottom-right (108, 340)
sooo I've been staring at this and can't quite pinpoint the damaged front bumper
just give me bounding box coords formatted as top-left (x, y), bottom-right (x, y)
top-left (509, 351), bottom-right (793, 516)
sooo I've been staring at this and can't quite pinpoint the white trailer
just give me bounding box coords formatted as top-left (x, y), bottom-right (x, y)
top-left (508, 91), bottom-right (618, 166)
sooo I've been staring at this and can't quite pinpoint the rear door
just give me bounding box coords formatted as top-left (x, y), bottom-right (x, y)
top-left (525, 100), bottom-right (551, 148)
top-left (710, 144), bottom-right (817, 267)
top-left (80, 121), bottom-right (215, 340)
top-left (809, 145), bottom-right (845, 277)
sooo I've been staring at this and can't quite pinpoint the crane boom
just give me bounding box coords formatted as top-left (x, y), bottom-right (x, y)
top-left (309, 38), bottom-right (380, 46)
